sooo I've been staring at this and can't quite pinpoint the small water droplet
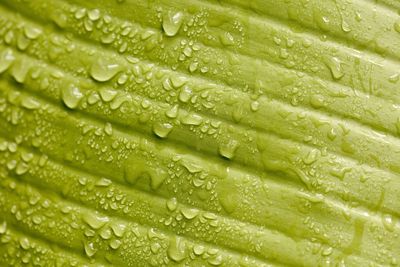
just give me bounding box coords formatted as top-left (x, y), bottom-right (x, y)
top-left (163, 11), bottom-right (184, 37)
top-left (90, 59), bottom-right (121, 82)
top-left (99, 88), bottom-right (118, 102)
top-left (61, 84), bottom-right (84, 109)
top-left (153, 122), bottom-right (173, 138)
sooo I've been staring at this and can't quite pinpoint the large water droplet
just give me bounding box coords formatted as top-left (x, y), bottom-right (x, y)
top-left (153, 122), bottom-right (173, 138)
top-left (24, 25), bottom-right (43, 40)
top-left (82, 212), bottom-right (109, 229)
top-left (167, 237), bottom-right (186, 262)
top-left (325, 56), bottom-right (344, 80)
top-left (62, 84), bottom-right (84, 109)
top-left (84, 241), bottom-right (97, 257)
top-left (219, 139), bottom-right (239, 159)
top-left (181, 207), bottom-right (199, 220)
top-left (163, 11), bottom-right (184, 37)
top-left (90, 59), bottom-right (121, 82)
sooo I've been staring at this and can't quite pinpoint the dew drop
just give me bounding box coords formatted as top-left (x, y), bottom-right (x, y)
top-left (0, 48), bottom-right (15, 73)
top-left (84, 241), bottom-right (97, 257)
top-left (163, 11), bottom-right (184, 37)
top-left (167, 237), bottom-right (186, 262)
top-left (82, 212), bottom-right (109, 229)
top-left (166, 198), bottom-right (178, 211)
top-left (179, 86), bottom-right (192, 103)
top-left (166, 105), bottom-right (179, 118)
top-left (24, 25), bottom-right (42, 39)
top-left (61, 84), bottom-right (84, 109)
top-left (90, 59), bottom-right (121, 82)
top-left (153, 122), bottom-right (173, 138)
top-left (21, 96), bottom-right (40, 110)
top-left (325, 56), bottom-right (344, 80)
top-left (181, 207), bottom-right (199, 220)
top-left (219, 139), bottom-right (239, 159)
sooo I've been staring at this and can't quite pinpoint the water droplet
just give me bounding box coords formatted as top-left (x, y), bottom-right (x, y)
top-left (82, 212), bottom-right (109, 229)
top-left (167, 237), bottom-right (186, 262)
top-left (153, 122), bottom-right (173, 138)
top-left (0, 48), bottom-right (15, 73)
top-left (0, 221), bottom-right (7, 234)
top-left (11, 58), bottom-right (31, 83)
top-left (325, 56), bottom-right (344, 80)
top-left (88, 9), bottom-right (101, 21)
top-left (181, 207), bottom-right (199, 220)
top-left (19, 237), bottom-right (30, 250)
top-left (167, 198), bottom-right (178, 211)
top-left (220, 32), bottom-right (234, 46)
top-left (110, 239), bottom-right (121, 249)
top-left (163, 11), bottom-right (184, 37)
top-left (104, 122), bottom-right (113, 136)
top-left (382, 214), bottom-right (396, 232)
top-left (193, 244), bottom-right (205, 255)
top-left (90, 59), bottom-right (121, 82)
top-left (219, 139), bottom-right (239, 159)
top-left (95, 178), bottom-right (112, 187)
top-left (24, 25), bottom-right (42, 39)
top-left (84, 241), bottom-right (97, 257)
top-left (310, 94), bottom-right (325, 108)
top-left (99, 88), bottom-right (118, 102)
top-left (394, 21), bottom-right (400, 33)
top-left (110, 222), bottom-right (127, 237)
top-left (15, 162), bottom-right (29, 175)
top-left (321, 246), bottom-right (333, 256)
top-left (250, 101), bottom-right (259, 112)
top-left (62, 84), bottom-right (84, 109)
top-left (151, 243), bottom-right (161, 254)
top-left (100, 227), bottom-right (112, 240)
top-left (179, 86), bottom-right (192, 103)
top-left (181, 113), bottom-right (202, 126)
top-left (166, 105), bottom-right (179, 118)
top-left (208, 255), bottom-right (223, 266)
top-left (21, 96), bottom-right (40, 110)
top-left (150, 167), bottom-right (167, 190)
